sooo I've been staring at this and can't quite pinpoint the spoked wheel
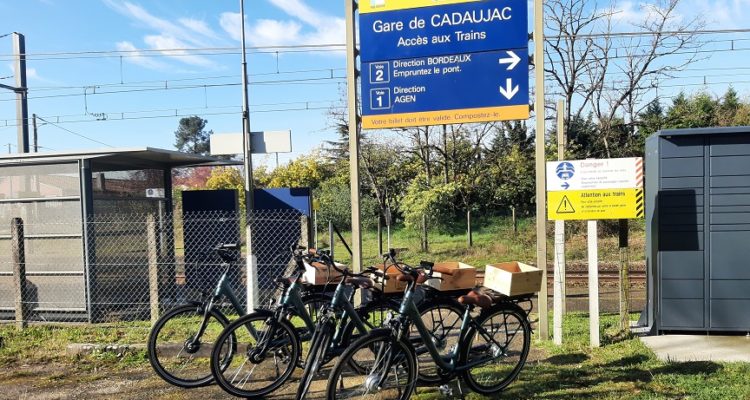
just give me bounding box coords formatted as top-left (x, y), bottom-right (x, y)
top-left (296, 320), bottom-right (335, 400)
top-left (211, 312), bottom-right (300, 398)
top-left (148, 304), bottom-right (232, 388)
top-left (326, 332), bottom-right (416, 400)
top-left (460, 304), bottom-right (531, 395)
top-left (413, 298), bottom-right (464, 384)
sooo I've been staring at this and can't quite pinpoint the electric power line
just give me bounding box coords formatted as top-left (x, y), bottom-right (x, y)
top-left (35, 116), bottom-right (114, 148)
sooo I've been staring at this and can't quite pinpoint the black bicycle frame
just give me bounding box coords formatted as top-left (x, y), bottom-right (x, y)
top-left (328, 278), bottom-right (369, 346)
top-left (191, 265), bottom-right (247, 344)
top-left (397, 280), bottom-right (511, 374)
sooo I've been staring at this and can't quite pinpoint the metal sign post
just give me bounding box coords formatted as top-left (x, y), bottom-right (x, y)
top-left (553, 99), bottom-right (565, 345)
top-left (534, 0), bottom-right (549, 341)
top-left (239, 0), bottom-right (257, 311)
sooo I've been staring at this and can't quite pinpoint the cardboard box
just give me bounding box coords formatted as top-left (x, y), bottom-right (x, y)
top-left (302, 261), bottom-right (345, 285)
top-left (372, 264), bottom-right (408, 293)
top-left (424, 262), bottom-right (477, 291)
top-left (484, 262), bottom-right (543, 296)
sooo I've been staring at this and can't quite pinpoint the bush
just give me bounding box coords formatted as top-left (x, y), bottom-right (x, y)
top-left (315, 183), bottom-right (378, 230)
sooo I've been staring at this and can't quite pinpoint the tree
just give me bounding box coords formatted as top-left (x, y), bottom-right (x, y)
top-left (206, 167), bottom-right (245, 209)
top-left (264, 154), bottom-right (331, 189)
top-left (175, 116), bottom-right (212, 155)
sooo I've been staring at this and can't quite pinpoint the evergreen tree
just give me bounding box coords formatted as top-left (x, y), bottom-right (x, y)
top-left (174, 116), bottom-right (212, 155)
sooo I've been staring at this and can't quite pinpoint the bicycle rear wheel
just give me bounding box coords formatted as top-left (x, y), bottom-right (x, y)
top-left (460, 304), bottom-right (531, 395)
top-left (326, 331), bottom-right (416, 400)
top-left (211, 312), bottom-right (300, 398)
top-left (147, 304), bottom-right (232, 388)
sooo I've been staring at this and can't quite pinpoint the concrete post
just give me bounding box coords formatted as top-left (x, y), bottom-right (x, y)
top-left (11, 217), bottom-right (28, 330)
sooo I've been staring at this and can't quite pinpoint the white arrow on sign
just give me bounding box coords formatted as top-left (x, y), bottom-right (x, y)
top-left (499, 78), bottom-right (519, 100)
top-left (498, 50), bottom-right (521, 70)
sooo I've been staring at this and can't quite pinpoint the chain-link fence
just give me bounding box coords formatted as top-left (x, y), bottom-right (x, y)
top-left (0, 209), bottom-right (309, 325)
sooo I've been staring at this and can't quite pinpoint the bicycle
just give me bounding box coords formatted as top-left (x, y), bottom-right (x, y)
top-left (325, 260), bottom-right (533, 399)
top-left (295, 250), bottom-right (470, 399)
top-left (147, 243), bottom-right (329, 388)
top-left (209, 247), bottom-right (376, 398)
top-left (295, 252), bottom-right (409, 399)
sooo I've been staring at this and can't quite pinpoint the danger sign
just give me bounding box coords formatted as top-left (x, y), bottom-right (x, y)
top-left (546, 157), bottom-right (644, 221)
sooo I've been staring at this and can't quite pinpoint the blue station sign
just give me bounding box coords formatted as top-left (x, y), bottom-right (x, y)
top-left (361, 48), bottom-right (529, 129)
top-left (359, 0), bottom-right (528, 62)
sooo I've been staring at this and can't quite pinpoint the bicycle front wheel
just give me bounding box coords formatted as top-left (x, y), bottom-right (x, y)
top-left (326, 331), bottom-right (416, 400)
top-left (147, 304), bottom-right (232, 388)
top-left (460, 304), bottom-right (531, 395)
top-left (211, 312), bottom-right (300, 398)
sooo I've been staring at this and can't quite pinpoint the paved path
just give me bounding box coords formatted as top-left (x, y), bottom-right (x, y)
top-left (641, 335), bottom-right (750, 362)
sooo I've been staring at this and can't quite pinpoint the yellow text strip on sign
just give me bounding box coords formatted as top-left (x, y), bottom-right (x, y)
top-left (360, 0), bottom-right (482, 14)
top-left (362, 105), bottom-right (530, 129)
top-left (548, 188), bottom-right (645, 221)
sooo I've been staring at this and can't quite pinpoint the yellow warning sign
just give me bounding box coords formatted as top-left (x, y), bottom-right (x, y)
top-left (548, 189), bottom-right (644, 221)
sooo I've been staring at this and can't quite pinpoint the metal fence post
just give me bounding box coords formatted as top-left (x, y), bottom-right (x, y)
top-left (329, 220), bottom-right (335, 261)
top-left (147, 214), bottom-right (160, 326)
top-left (11, 217), bottom-right (28, 330)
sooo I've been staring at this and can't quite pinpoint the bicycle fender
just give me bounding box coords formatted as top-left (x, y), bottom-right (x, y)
top-left (251, 308), bottom-right (276, 318)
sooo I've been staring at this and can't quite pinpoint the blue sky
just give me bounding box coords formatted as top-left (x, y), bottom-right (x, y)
top-left (0, 0), bottom-right (749, 166)
top-left (0, 0), bottom-right (348, 165)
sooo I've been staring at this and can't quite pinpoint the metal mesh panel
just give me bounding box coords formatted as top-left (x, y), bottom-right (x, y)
top-left (0, 209), bottom-right (307, 324)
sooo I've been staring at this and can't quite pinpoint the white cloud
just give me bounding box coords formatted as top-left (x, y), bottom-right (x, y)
top-left (116, 41), bottom-right (169, 70)
top-left (143, 35), bottom-right (217, 68)
top-left (179, 18), bottom-right (220, 41)
top-left (6, 63), bottom-right (57, 84)
top-left (105, 0), bottom-right (220, 69)
top-left (220, 0), bottom-right (345, 51)
top-left (219, 12), bottom-right (244, 42)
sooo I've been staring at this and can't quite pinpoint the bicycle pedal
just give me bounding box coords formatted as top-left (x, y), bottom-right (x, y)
top-left (439, 384), bottom-right (453, 396)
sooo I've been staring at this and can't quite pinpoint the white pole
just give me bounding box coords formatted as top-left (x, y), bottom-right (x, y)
top-left (533, 0), bottom-right (548, 341)
top-left (239, 0), bottom-right (257, 312)
top-left (553, 99), bottom-right (565, 345)
top-left (553, 220), bottom-right (564, 345)
top-left (588, 220), bottom-right (600, 347)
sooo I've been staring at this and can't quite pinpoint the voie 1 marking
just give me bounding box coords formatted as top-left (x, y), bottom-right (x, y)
top-left (359, 0), bottom-right (528, 62)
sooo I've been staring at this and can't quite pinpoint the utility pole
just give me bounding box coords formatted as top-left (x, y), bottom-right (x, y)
top-left (239, 0), bottom-right (257, 310)
top-left (0, 33), bottom-right (29, 154)
top-left (32, 114), bottom-right (38, 152)
top-left (13, 33), bottom-right (29, 153)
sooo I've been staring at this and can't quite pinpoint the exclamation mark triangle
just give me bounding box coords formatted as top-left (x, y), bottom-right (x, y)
top-left (557, 195), bottom-right (576, 214)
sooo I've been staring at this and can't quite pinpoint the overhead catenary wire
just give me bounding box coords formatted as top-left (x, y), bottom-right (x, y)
top-left (35, 116), bottom-right (114, 148)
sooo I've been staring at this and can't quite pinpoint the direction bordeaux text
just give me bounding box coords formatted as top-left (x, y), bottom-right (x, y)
top-left (371, 7), bottom-right (513, 33)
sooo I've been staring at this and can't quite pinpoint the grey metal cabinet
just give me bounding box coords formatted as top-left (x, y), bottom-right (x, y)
top-left (646, 127), bottom-right (750, 332)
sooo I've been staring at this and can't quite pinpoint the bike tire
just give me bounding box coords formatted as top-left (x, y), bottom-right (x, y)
top-left (325, 330), bottom-right (416, 400)
top-left (211, 312), bottom-right (300, 398)
top-left (295, 319), bottom-right (335, 400)
top-left (460, 303), bottom-right (531, 395)
top-left (147, 304), bottom-right (232, 388)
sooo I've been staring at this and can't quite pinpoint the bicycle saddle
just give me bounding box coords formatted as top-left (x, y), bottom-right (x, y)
top-left (459, 289), bottom-right (493, 308)
top-left (217, 243), bottom-right (240, 250)
top-left (346, 276), bottom-right (375, 290)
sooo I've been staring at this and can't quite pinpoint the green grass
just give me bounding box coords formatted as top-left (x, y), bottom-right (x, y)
top-left (416, 313), bottom-right (750, 400)
top-left (2, 312), bottom-right (749, 399)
